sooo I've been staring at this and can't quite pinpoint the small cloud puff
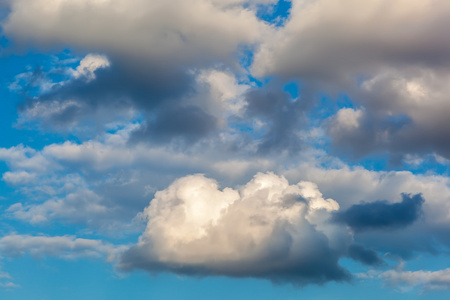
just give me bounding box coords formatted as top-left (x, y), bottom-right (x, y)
top-left (72, 54), bottom-right (110, 81)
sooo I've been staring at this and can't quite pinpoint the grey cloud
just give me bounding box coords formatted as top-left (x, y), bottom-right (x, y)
top-left (347, 243), bottom-right (383, 266)
top-left (243, 85), bottom-right (314, 154)
top-left (252, 0), bottom-right (450, 80)
top-left (19, 62), bottom-right (193, 127)
top-left (327, 108), bottom-right (414, 161)
top-left (4, 0), bottom-right (266, 70)
top-left (333, 193), bottom-right (424, 232)
top-left (325, 67), bottom-right (450, 161)
top-left (4, 0), bottom-right (267, 142)
top-left (129, 105), bottom-right (218, 145)
top-left (250, 0), bottom-right (450, 161)
top-left (287, 163), bottom-right (450, 258)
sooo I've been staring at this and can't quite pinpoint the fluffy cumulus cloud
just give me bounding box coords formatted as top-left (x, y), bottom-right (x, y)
top-left (120, 172), bottom-right (355, 284)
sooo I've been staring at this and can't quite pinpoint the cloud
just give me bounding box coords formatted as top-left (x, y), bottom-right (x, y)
top-left (3, 0), bottom-right (267, 69)
top-left (2, 171), bottom-right (36, 185)
top-left (120, 172), bottom-right (353, 285)
top-left (333, 193), bottom-right (425, 232)
top-left (248, 0), bottom-right (450, 161)
top-left (328, 68), bottom-right (450, 161)
top-left (71, 53), bottom-right (110, 81)
top-left (0, 269), bottom-right (18, 289)
top-left (347, 243), bottom-right (383, 266)
top-left (3, 0), bottom-right (271, 142)
top-left (285, 163), bottom-right (450, 257)
top-left (0, 234), bottom-right (126, 262)
top-left (129, 105), bottom-right (218, 145)
top-left (6, 189), bottom-right (110, 225)
top-left (380, 268), bottom-right (450, 291)
top-left (0, 125), bottom-right (275, 232)
top-left (242, 85), bottom-right (314, 154)
top-left (252, 0), bottom-right (450, 80)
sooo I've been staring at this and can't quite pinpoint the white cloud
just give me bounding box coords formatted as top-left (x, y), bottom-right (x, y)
top-left (330, 108), bottom-right (363, 131)
top-left (2, 171), bottom-right (36, 185)
top-left (0, 145), bottom-right (53, 172)
top-left (120, 172), bottom-right (352, 284)
top-left (0, 269), bottom-right (18, 289)
top-left (197, 69), bottom-right (250, 115)
top-left (72, 54), bottom-right (110, 81)
top-left (6, 189), bottom-right (108, 224)
top-left (0, 234), bottom-right (126, 262)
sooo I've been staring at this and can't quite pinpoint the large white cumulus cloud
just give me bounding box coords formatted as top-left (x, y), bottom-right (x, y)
top-left (120, 172), bottom-right (352, 284)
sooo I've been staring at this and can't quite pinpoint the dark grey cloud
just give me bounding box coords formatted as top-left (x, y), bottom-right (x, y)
top-left (334, 193), bottom-right (424, 232)
top-left (347, 243), bottom-right (383, 266)
top-left (20, 61), bottom-right (192, 117)
top-left (16, 57), bottom-right (226, 144)
top-left (129, 105), bottom-right (218, 145)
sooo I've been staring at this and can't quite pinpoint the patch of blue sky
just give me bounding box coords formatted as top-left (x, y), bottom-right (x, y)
top-left (256, 0), bottom-right (292, 27)
top-left (282, 80), bottom-right (299, 99)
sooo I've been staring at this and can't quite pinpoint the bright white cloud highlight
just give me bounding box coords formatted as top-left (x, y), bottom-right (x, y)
top-left (72, 54), bottom-right (110, 81)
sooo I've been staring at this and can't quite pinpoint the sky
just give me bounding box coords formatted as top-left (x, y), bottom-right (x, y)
top-left (1, 0), bottom-right (450, 299)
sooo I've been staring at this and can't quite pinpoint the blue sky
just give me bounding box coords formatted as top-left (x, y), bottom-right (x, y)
top-left (1, 0), bottom-right (450, 299)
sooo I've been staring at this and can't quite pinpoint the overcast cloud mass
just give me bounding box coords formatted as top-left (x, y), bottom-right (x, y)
top-left (1, 0), bottom-right (450, 299)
